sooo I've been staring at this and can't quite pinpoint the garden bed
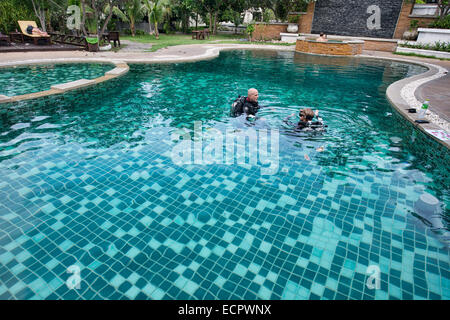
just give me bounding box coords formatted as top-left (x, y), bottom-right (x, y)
top-left (396, 46), bottom-right (450, 59)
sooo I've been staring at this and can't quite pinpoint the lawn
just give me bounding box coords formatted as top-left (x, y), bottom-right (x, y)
top-left (121, 33), bottom-right (295, 52)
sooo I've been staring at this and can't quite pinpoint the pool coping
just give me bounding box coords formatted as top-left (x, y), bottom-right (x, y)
top-left (0, 44), bottom-right (448, 148)
top-left (358, 55), bottom-right (450, 148)
top-left (0, 60), bottom-right (129, 104)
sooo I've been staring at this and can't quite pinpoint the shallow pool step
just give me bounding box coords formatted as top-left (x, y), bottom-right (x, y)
top-left (106, 67), bottom-right (129, 76)
top-left (51, 79), bottom-right (96, 93)
top-left (0, 95), bottom-right (11, 103)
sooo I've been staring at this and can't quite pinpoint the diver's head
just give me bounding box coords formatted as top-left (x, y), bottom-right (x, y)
top-left (248, 88), bottom-right (259, 103)
top-left (300, 108), bottom-right (315, 122)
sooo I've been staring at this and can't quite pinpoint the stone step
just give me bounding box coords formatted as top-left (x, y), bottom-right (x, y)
top-left (0, 95), bottom-right (11, 103)
top-left (51, 79), bottom-right (95, 92)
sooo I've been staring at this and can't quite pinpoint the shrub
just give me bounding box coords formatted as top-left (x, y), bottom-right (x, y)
top-left (288, 15), bottom-right (300, 24)
top-left (429, 15), bottom-right (450, 29)
top-left (400, 41), bottom-right (450, 52)
top-left (0, 0), bottom-right (34, 33)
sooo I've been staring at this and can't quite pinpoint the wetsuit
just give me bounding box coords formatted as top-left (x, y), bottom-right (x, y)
top-left (231, 96), bottom-right (260, 117)
top-left (284, 115), bottom-right (326, 131)
top-left (242, 98), bottom-right (260, 116)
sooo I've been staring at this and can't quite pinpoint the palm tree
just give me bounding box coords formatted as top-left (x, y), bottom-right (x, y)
top-left (145, 0), bottom-right (168, 39)
top-left (124, 0), bottom-right (146, 37)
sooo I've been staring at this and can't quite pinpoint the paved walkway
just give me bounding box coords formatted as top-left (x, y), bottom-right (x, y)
top-left (363, 50), bottom-right (450, 122)
top-left (119, 40), bottom-right (152, 52)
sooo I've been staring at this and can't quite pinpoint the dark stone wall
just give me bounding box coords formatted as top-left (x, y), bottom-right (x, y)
top-left (311, 0), bottom-right (404, 39)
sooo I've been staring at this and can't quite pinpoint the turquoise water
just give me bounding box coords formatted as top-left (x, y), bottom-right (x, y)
top-left (0, 63), bottom-right (114, 97)
top-left (0, 50), bottom-right (448, 300)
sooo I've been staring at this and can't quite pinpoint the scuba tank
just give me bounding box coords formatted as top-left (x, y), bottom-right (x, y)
top-left (230, 96), bottom-right (246, 117)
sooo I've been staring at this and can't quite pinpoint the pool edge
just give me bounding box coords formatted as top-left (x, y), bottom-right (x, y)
top-left (0, 60), bottom-right (129, 104)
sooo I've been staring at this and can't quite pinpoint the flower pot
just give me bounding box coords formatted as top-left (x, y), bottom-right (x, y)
top-left (86, 36), bottom-right (99, 52)
top-left (287, 24), bottom-right (299, 33)
top-left (403, 29), bottom-right (418, 41)
top-left (87, 42), bottom-right (99, 52)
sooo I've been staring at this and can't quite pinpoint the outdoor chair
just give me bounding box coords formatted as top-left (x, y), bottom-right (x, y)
top-left (17, 20), bottom-right (51, 45)
top-left (0, 32), bottom-right (11, 46)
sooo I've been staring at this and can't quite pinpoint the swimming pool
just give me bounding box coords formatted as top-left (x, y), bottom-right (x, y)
top-left (0, 50), bottom-right (448, 300)
top-left (0, 63), bottom-right (114, 97)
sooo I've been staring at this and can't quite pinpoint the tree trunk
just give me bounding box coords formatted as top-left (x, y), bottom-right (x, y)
top-left (31, 0), bottom-right (47, 32)
top-left (39, 13), bottom-right (47, 32)
top-left (131, 18), bottom-right (135, 37)
top-left (213, 12), bottom-right (218, 35)
top-left (98, 3), bottom-right (114, 42)
top-left (80, 0), bottom-right (88, 37)
top-left (155, 22), bottom-right (159, 39)
top-left (209, 11), bottom-right (213, 33)
top-left (148, 15), bottom-right (152, 35)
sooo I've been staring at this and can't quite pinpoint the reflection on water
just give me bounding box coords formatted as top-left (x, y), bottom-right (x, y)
top-left (0, 50), bottom-right (448, 300)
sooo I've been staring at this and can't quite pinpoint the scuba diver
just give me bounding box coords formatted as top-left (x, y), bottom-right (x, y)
top-left (284, 108), bottom-right (327, 131)
top-left (230, 88), bottom-right (261, 118)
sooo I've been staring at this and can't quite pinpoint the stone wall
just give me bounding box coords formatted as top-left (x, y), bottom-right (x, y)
top-left (363, 40), bottom-right (398, 52)
top-left (294, 1), bottom-right (438, 40)
top-left (251, 23), bottom-right (288, 41)
top-left (393, 2), bottom-right (438, 39)
top-left (311, 0), bottom-right (404, 39)
top-left (296, 40), bottom-right (363, 56)
top-left (299, 2), bottom-right (315, 34)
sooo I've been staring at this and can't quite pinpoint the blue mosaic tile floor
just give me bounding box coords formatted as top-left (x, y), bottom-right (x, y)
top-left (0, 51), bottom-right (449, 300)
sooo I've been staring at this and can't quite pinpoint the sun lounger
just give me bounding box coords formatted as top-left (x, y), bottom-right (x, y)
top-left (17, 20), bottom-right (51, 45)
top-left (0, 32), bottom-right (11, 46)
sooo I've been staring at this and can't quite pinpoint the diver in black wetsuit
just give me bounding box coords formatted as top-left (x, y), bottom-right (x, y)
top-left (284, 108), bottom-right (326, 131)
top-left (230, 88), bottom-right (261, 118)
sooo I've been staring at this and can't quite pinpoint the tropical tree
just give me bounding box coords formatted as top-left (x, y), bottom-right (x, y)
top-left (171, 0), bottom-right (195, 33)
top-left (124, 0), bottom-right (146, 36)
top-left (30, 0), bottom-right (50, 32)
top-left (225, 0), bottom-right (247, 33)
top-left (247, 0), bottom-right (314, 22)
top-left (145, 0), bottom-right (169, 39)
top-left (436, 0), bottom-right (450, 18)
top-left (80, 0), bottom-right (125, 40)
top-left (0, 0), bottom-right (34, 33)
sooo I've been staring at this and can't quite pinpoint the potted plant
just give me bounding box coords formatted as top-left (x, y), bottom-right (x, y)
top-left (403, 19), bottom-right (419, 40)
top-left (287, 14), bottom-right (300, 33)
top-left (246, 23), bottom-right (255, 41)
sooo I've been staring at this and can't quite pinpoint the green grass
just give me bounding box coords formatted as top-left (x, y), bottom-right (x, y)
top-left (121, 33), bottom-right (295, 52)
top-left (393, 51), bottom-right (450, 61)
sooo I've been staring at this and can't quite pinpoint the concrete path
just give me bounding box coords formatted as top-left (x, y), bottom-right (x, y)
top-left (119, 40), bottom-right (152, 52)
top-left (363, 50), bottom-right (450, 122)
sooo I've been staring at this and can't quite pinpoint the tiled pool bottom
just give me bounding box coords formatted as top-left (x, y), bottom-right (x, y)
top-left (0, 50), bottom-right (449, 300)
top-left (0, 63), bottom-right (114, 97)
top-left (0, 129), bottom-right (448, 300)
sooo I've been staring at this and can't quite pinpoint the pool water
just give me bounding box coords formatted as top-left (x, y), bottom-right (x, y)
top-left (0, 63), bottom-right (114, 97)
top-left (0, 50), bottom-right (448, 300)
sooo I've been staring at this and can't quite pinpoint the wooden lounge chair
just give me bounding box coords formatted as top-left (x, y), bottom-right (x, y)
top-left (17, 20), bottom-right (51, 45)
top-left (0, 32), bottom-right (11, 46)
